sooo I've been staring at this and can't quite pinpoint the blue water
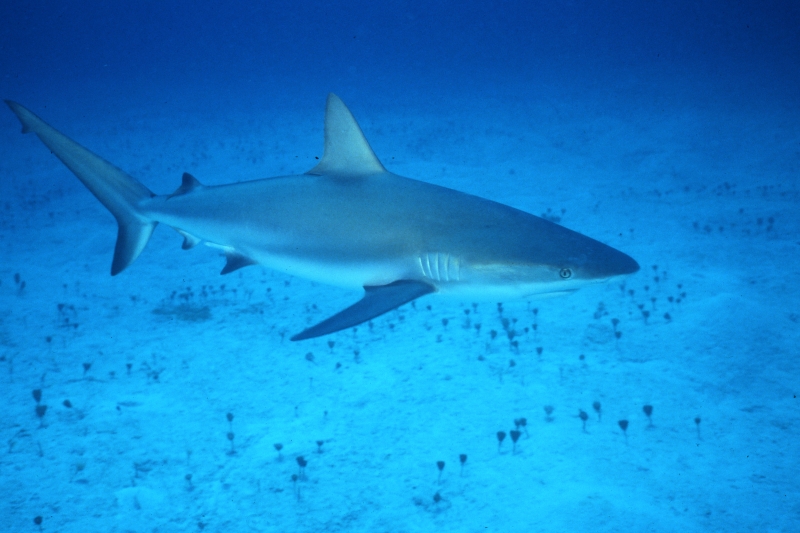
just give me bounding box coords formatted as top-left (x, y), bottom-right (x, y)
top-left (1, 1), bottom-right (798, 531)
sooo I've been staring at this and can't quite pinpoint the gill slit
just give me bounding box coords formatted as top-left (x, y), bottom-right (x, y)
top-left (418, 252), bottom-right (462, 282)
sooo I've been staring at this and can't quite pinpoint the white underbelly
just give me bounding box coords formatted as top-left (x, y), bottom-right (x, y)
top-left (248, 250), bottom-right (413, 290)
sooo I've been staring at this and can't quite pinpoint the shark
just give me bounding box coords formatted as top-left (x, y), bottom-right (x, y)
top-left (5, 94), bottom-right (639, 341)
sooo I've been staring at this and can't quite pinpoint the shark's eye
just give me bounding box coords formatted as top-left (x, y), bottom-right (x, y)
top-left (559, 268), bottom-right (572, 279)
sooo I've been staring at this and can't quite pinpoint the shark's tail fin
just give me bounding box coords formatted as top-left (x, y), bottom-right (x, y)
top-left (5, 100), bottom-right (157, 275)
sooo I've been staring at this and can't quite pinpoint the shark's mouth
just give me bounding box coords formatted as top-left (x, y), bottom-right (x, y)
top-left (532, 288), bottom-right (580, 298)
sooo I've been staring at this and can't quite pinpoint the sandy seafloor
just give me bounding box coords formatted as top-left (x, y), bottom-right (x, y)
top-left (1, 9), bottom-right (800, 532)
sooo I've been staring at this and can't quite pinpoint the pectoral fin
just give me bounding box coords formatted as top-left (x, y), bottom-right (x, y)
top-left (291, 280), bottom-right (435, 341)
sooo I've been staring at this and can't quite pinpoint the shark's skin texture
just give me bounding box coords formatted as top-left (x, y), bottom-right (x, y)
top-left (5, 95), bottom-right (639, 340)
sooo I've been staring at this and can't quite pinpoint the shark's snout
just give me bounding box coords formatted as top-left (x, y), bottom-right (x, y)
top-left (580, 242), bottom-right (640, 279)
top-left (607, 249), bottom-right (640, 276)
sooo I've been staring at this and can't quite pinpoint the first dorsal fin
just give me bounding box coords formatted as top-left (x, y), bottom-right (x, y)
top-left (306, 94), bottom-right (386, 177)
top-left (168, 173), bottom-right (204, 199)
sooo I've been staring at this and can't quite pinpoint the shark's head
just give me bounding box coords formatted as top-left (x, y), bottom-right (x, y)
top-left (520, 227), bottom-right (639, 297)
top-left (450, 218), bottom-right (640, 299)
top-left (546, 235), bottom-right (640, 290)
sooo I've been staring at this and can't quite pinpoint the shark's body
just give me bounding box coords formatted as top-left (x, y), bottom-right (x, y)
top-left (6, 95), bottom-right (639, 340)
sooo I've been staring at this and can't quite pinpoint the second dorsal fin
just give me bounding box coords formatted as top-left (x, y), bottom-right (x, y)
top-left (168, 173), bottom-right (204, 199)
top-left (306, 94), bottom-right (386, 177)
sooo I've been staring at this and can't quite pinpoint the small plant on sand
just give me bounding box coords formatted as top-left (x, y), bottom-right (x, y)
top-left (296, 456), bottom-right (307, 479)
top-left (611, 318), bottom-right (622, 345)
top-left (509, 430), bottom-right (521, 453)
top-left (34, 389), bottom-right (47, 428)
top-left (496, 431), bottom-right (506, 451)
top-left (226, 413), bottom-right (236, 455)
top-left (514, 417), bottom-right (528, 437)
top-left (592, 401), bottom-right (602, 421)
top-left (618, 419), bottom-right (629, 444)
top-left (578, 410), bottom-right (589, 433)
top-left (70, 461), bottom-right (86, 482)
top-left (643, 405), bottom-right (654, 428)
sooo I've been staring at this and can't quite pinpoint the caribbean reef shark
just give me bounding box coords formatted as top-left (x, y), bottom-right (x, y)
top-left (5, 95), bottom-right (639, 340)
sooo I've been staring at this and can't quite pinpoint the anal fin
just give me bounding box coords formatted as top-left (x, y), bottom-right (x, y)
top-left (174, 228), bottom-right (201, 250)
top-left (221, 250), bottom-right (257, 275)
top-left (291, 280), bottom-right (435, 341)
